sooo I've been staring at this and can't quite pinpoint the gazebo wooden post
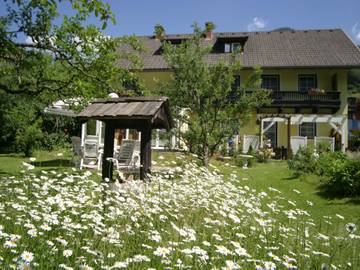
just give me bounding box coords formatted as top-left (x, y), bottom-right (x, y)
top-left (102, 121), bottom-right (115, 181)
top-left (140, 121), bottom-right (152, 180)
top-left (287, 116), bottom-right (292, 159)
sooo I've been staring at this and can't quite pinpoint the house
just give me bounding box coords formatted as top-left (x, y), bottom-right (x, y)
top-left (115, 26), bottom-right (360, 155)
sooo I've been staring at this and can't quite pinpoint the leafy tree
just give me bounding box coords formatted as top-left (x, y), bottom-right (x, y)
top-left (0, 0), bottom-right (144, 153)
top-left (0, 0), bottom-right (143, 103)
top-left (159, 24), bottom-right (270, 166)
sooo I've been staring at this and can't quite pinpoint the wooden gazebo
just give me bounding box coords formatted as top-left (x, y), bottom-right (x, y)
top-left (78, 97), bottom-right (173, 180)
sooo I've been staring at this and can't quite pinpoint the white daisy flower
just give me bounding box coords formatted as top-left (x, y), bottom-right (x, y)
top-left (63, 250), bottom-right (73, 257)
top-left (153, 247), bottom-right (171, 257)
top-left (21, 251), bottom-right (34, 263)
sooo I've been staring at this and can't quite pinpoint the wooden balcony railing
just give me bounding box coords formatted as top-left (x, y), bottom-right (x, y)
top-left (246, 90), bottom-right (341, 109)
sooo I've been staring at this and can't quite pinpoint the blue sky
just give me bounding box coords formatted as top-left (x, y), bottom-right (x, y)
top-left (1, 0), bottom-right (360, 44)
top-left (100, 0), bottom-right (360, 44)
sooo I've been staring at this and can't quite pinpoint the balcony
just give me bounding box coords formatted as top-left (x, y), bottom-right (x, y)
top-left (249, 90), bottom-right (341, 112)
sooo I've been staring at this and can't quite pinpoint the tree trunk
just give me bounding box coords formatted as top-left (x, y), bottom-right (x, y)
top-left (202, 145), bottom-right (209, 167)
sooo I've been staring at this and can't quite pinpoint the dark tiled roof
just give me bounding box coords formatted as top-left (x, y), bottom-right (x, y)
top-left (117, 29), bottom-right (360, 70)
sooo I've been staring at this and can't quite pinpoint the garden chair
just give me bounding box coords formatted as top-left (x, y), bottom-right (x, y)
top-left (106, 140), bottom-right (141, 181)
top-left (115, 139), bottom-right (136, 166)
top-left (80, 140), bottom-right (102, 170)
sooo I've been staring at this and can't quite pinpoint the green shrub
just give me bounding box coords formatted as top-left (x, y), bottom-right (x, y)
top-left (289, 147), bottom-right (360, 197)
top-left (41, 132), bottom-right (70, 151)
top-left (317, 141), bottom-right (332, 154)
top-left (323, 159), bottom-right (360, 196)
top-left (15, 122), bottom-right (43, 157)
top-left (288, 147), bottom-right (318, 175)
top-left (255, 148), bottom-right (272, 163)
top-left (234, 154), bottom-right (254, 168)
top-left (316, 151), bottom-right (347, 176)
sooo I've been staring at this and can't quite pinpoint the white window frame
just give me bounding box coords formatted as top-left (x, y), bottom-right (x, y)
top-left (224, 43), bottom-right (231, 53)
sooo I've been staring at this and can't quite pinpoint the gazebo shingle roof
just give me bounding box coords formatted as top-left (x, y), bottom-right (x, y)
top-left (117, 29), bottom-right (360, 70)
top-left (77, 97), bottom-right (173, 130)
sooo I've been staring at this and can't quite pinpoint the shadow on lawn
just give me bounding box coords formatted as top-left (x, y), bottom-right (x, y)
top-left (316, 185), bottom-right (360, 205)
top-left (0, 169), bottom-right (9, 176)
top-left (282, 175), bottom-right (298, 181)
top-left (31, 159), bottom-right (73, 168)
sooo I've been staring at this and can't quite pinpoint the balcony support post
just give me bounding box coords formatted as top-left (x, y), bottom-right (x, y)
top-left (287, 116), bottom-right (292, 159)
top-left (341, 119), bottom-right (346, 153)
top-left (259, 117), bottom-right (263, 147)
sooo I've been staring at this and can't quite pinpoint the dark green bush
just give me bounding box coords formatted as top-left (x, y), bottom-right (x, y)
top-left (41, 132), bottom-right (71, 151)
top-left (323, 159), bottom-right (360, 196)
top-left (288, 147), bottom-right (318, 175)
top-left (316, 151), bottom-right (347, 176)
top-left (15, 122), bottom-right (43, 157)
top-left (317, 141), bottom-right (332, 154)
top-left (288, 147), bottom-right (360, 196)
top-left (234, 155), bottom-right (254, 168)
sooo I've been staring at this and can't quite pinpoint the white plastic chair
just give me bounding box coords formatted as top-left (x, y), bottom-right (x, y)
top-left (80, 140), bottom-right (102, 170)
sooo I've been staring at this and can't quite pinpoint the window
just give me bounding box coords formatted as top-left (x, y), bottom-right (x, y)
top-left (261, 75), bottom-right (280, 91)
top-left (299, 123), bottom-right (316, 139)
top-left (224, 43), bottom-right (242, 53)
top-left (231, 43), bottom-right (241, 52)
top-left (298, 75), bottom-right (317, 91)
top-left (264, 122), bottom-right (277, 148)
top-left (224, 43), bottom-right (231, 53)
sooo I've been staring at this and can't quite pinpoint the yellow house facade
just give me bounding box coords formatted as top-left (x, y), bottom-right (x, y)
top-left (120, 28), bottom-right (360, 154)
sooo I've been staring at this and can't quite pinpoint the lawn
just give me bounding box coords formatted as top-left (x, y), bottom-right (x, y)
top-left (0, 150), bottom-right (359, 269)
top-left (214, 160), bottom-right (360, 223)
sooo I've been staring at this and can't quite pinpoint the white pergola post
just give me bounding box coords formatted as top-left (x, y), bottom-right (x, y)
top-left (81, 123), bottom-right (86, 146)
top-left (341, 120), bottom-right (346, 152)
top-left (260, 118), bottom-right (264, 147)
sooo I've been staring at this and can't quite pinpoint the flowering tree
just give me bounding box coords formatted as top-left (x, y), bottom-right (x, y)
top-left (0, 0), bottom-right (143, 101)
top-left (0, 0), bottom-right (143, 153)
top-left (160, 24), bottom-right (270, 166)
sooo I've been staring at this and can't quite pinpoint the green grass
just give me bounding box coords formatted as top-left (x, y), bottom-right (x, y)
top-left (214, 160), bottom-right (360, 223)
top-left (0, 149), bottom-right (75, 178)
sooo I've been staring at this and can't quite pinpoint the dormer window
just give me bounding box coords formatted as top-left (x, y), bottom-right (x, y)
top-left (224, 42), bottom-right (242, 53)
top-left (214, 36), bottom-right (248, 54)
top-left (231, 43), bottom-right (241, 52)
top-left (154, 38), bottom-right (187, 55)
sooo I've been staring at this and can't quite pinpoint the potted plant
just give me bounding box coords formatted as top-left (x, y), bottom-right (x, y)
top-left (308, 88), bottom-right (326, 96)
top-left (154, 24), bottom-right (165, 40)
top-left (204, 21), bottom-right (216, 40)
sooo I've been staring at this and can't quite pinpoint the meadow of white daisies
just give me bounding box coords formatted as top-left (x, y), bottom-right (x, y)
top-left (0, 156), bottom-right (359, 270)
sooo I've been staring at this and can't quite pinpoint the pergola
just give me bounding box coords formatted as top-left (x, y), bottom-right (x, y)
top-left (258, 114), bottom-right (347, 156)
top-left (78, 97), bottom-right (173, 180)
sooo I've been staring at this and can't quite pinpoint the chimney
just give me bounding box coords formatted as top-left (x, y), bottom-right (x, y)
top-left (154, 24), bottom-right (165, 40)
top-left (205, 22), bottom-right (215, 40)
